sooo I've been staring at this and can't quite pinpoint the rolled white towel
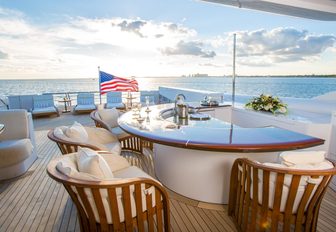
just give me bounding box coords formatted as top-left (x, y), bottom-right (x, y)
top-left (280, 151), bottom-right (326, 166)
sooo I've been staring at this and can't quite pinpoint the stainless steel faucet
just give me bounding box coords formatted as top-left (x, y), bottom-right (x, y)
top-left (174, 94), bottom-right (186, 112)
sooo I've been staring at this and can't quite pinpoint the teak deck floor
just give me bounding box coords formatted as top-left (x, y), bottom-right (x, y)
top-left (1, 128), bottom-right (336, 231)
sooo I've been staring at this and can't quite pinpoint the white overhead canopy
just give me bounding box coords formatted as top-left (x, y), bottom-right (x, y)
top-left (201, 0), bottom-right (336, 21)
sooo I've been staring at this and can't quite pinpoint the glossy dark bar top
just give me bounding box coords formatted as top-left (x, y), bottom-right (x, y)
top-left (118, 104), bottom-right (324, 152)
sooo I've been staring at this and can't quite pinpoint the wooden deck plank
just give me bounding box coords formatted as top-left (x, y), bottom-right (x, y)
top-left (216, 209), bottom-right (237, 231)
top-left (193, 206), bottom-right (221, 232)
top-left (186, 204), bottom-right (212, 232)
top-left (0, 131), bottom-right (46, 204)
top-left (13, 177), bottom-right (54, 232)
top-left (0, 131), bottom-right (45, 202)
top-left (33, 182), bottom-right (63, 232)
top-left (6, 153), bottom-right (56, 230)
top-left (0, 129), bottom-right (336, 232)
top-left (168, 210), bottom-right (178, 232)
top-left (28, 180), bottom-right (59, 231)
top-left (68, 202), bottom-right (78, 231)
top-left (178, 200), bottom-right (204, 231)
top-left (202, 208), bottom-right (228, 232)
top-left (209, 209), bottom-right (236, 232)
top-left (15, 142), bottom-right (59, 231)
top-left (0, 132), bottom-right (55, 231)
top-left (50, 187), bottom-right (70, 232)
top-left (58, 197), bottom-right (74, 232)
top-left (169, 199), bottom-right (190, 232)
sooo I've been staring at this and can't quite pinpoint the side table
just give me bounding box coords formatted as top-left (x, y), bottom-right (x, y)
top-left (58, 99), bottom-right (72, 113)
top-left (0, 123), bottom-right (4, 135)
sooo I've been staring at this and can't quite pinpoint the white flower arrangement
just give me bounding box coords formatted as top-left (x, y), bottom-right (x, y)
top-left (245, 94), bottom-right (287, 114)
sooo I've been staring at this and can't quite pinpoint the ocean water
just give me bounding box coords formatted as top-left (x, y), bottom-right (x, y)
top-left (1, 77), bottom-right (336, 99)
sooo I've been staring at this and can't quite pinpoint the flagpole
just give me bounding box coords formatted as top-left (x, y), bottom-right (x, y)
top-left (232, 33), bottom-right (236, 107)
top-left (98, 66), bottom-right (102, 105)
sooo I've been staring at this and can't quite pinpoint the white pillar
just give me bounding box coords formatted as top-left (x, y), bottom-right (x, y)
top-left (329, 111), bottom-right (336, 190)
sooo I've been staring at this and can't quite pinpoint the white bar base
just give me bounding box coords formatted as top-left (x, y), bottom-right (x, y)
top-left (153, 144), bottom-right (280, 204)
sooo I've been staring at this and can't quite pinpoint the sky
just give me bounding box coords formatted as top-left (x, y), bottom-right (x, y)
top-left (0, 0), bottom-right (335, 79)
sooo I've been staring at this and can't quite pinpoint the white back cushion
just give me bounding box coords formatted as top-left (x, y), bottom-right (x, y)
top-left (0, 109), bottom-right (29, 140)
top-left (65, 121), bottom-right (89, 142)
top-left (77, 93), bottom-right (94, 105)
top-left (98, 109), bottom-right (120, 128)
top-left (280, 151), bottom-right (326, 166)
top-left (56, 154), bottom-right (101, 182)
top-left (33, 94), bottom-right (54, 109)
top-left (255, 160), bottom-right (333, 213)
top-left (76, 147), bottom-right (114, 179)
top-left (85, 127), bottom-right (121, 154)
top-left (107, 91), bottom-right (122, 103)
top-left (100, 153), bottom-right (130, 172)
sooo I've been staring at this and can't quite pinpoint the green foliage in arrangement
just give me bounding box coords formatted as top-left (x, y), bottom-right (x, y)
top-left (245, 94), bottom-right (287, 114)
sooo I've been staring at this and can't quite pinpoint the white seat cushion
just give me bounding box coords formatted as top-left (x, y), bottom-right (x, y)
top-left (76, 147), bottom-right (114, 179)
top-left (106, 102), bottom-right (125, 109)
top-left (114, 166), bottom-right (155, 180)
top-left (100, 153), bottom-right (130, 172)
top-left (74, 104), bottom-right (96, 111)
top-left (0, 139), bottom-right (33, 168)
top-left (111, 127), bottom-right (129, 139)
top-left (103, 142), bottom-right (122, 155)
top-left (32, 106), bottom-right (57, 114)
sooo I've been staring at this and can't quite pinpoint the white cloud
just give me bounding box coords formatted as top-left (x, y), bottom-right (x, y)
top-left (0, 10), bottom-right (202, 78)
top-left (0, 7), bottom-right (335, 78)
top-left (234, 27), bottom-right (336, 66)
top-left (0, 7), bottom-right (24, 18)
top-left (161, 40), bottom-right (216, 58)
top-left (0, 50), bottom-right (8, 59)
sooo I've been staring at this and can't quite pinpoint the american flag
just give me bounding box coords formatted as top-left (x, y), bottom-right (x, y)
top-left (99, 71), bottom-right (139, 94)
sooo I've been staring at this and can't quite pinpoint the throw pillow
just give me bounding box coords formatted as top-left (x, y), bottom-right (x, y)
top-left (65, 121), bottom-right (89, 142)
top-left (76, 147), bottom-right (114, 179)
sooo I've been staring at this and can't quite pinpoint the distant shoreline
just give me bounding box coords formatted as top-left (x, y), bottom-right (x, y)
top-left (0, 75), bottom-right (336, 81)
top-left (220, 75), bottom-right (336, 78)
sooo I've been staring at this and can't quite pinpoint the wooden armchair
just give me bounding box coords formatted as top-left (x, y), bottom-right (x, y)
top-left (228, 158), bottom-right (336, 232)
top-left (47, 153), bottom-right (170, 232)
top-left (90, 110), bottom-right (153, 154)
top-left (48, 129), bottom-right (101, 154)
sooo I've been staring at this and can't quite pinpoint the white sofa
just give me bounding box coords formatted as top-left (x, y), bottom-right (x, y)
top-left (0, 109), bottom-right (37, 180)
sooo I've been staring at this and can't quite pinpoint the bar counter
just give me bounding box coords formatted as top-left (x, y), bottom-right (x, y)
top-left (118, 104), bottom-right (325, 204)
top-left (118, 104), bottom-right (324, 152)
